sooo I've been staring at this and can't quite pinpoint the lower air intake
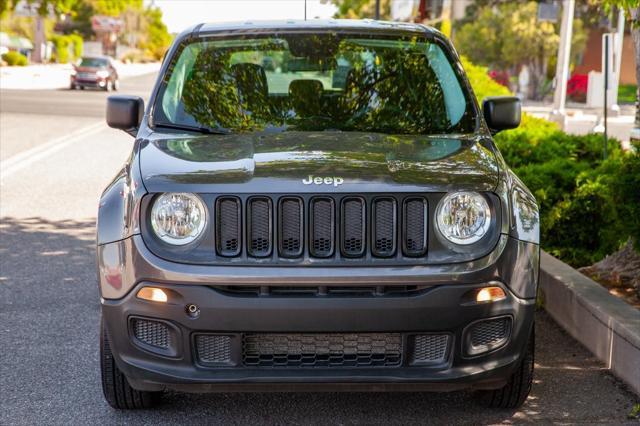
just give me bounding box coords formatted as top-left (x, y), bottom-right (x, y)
top-left (132, 318), bottom-right (170, 349)
top-left (242, 333), bottom-right (402, 368)
top-left (466, 316), bottom-right (512, 356)
top-left (410, 334), bottom-right (450, 365)
top-left (195, 334), bottom-right (233, 365)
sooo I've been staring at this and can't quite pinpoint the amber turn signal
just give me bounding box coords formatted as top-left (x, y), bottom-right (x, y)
top-left (476, 286), bottom-right (506, 303)
top-left (137, 287), bottom-right (168, 303)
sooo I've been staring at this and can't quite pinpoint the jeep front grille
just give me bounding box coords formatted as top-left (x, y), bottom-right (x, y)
top-left (212, 194), bottom-right (428, 262)
top-left (216, 197), bottom-right (241, 257)
top-left (310, 197), bottom-right (334, 257)
top-left (247, 197), bottom-right (272, 257)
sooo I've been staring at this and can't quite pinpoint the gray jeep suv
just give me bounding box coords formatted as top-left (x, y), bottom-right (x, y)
top-left (99, 20), bottom-right (539, 410)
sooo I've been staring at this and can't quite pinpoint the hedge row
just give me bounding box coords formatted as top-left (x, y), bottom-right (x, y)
top-left (1, 51), bottom-right (28, 66)
top-left (462, 56), bottom-right (639, 267)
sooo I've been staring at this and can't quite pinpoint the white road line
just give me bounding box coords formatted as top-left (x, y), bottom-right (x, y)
top-left (0, 121), bottom-right (106, 180)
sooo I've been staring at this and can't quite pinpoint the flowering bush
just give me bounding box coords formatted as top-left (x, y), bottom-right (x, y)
top-left (488, 69), bottom-right (510, 88)
top-left (567, 73), bottom-right (588, 102)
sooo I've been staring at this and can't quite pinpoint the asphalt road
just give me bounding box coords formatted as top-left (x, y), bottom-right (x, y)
top-left (1, 73), bottom-right (638, 425)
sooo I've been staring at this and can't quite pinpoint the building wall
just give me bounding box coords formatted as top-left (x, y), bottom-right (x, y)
top-left (574, 29), bottom-right (637, 85)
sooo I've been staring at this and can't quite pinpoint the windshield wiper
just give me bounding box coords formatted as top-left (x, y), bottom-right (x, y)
top-left (154, 122), bottom-right (229, 135)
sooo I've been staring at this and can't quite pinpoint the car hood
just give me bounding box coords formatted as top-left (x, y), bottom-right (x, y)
top-left (138, 131), bottom-right (500, 193)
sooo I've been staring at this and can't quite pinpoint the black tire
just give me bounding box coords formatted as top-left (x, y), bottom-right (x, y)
top-left (481, 327), bottom-right (534, 409)
top-left (100, 319), bottom-right (160, 409)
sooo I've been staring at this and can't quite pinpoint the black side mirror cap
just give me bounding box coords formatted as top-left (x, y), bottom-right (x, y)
top-left (482, 96), bottom-right (521, 134)
top-left (106, 95), bottom-right (144, 137)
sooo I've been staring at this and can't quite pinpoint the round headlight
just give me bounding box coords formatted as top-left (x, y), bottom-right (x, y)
top-left (150, 193), bottom-right (206, 245)
top-left (436, 191), bottom-right (491, 245)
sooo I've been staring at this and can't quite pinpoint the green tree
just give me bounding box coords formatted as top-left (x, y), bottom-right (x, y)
top-left (455, 1), bottom-right (587, 100)
top-left (331, 0), bottom-right (391, 20)
top-left (139, 6), bottom-right (172, 60)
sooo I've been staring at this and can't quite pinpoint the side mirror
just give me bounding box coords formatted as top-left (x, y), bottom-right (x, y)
top-left (482, 96), bottom-right (521, 134)
top-left (106, 95), bottom-right (144, 137)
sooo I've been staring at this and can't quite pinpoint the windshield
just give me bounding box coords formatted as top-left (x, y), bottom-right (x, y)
top-left (79, 57), bottom-right (109, 67)
top-left (154, 33), bottom-right (477, 135)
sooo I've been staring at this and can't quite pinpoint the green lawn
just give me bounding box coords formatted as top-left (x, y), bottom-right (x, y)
top-left (618, 84), bottom-right (637, 104)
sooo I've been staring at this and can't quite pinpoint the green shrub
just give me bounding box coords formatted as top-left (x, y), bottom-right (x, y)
top-left (51, 34), bottom-right (71, 63)
top-left (1, 51), bottom-right (28, 66)
top-left (496, 116), bottom-right (632, 267)
top-left (544, 180), bottom-right (620, 266)
top-left (460, 56), bottom-right (511, 102)
top-left (618, 84), bottom-right (637, 104)
top-left (506, 140), bottom-right (637, 267)
top-left (50, 34), bottom-right (83, 63)
top-left (462, 56), bottom-right (638, 267)
top-left (68, 33), bottom-right (83, 59)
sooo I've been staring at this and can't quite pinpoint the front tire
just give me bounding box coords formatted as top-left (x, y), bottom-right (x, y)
top-left (480, 328), bottom-right (534, 409)
top-left (100, 318), bottom-right (160, 409)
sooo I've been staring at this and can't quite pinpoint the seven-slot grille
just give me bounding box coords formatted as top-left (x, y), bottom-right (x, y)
top-left (211, 195), bottom-right (428, 260)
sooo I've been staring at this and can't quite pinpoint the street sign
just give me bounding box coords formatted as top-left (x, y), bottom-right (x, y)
top-left (537, 3), bottom-right (559, 22)
top-left (91, 16), bottom-right (123, 33)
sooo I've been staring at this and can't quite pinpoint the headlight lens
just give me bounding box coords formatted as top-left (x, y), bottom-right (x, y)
top-left (96, 69), bottom-right (110, 78)
top-left (436, 191), bottom-right (491, 245)
top-left (150, 193), bottom-right (206, 245)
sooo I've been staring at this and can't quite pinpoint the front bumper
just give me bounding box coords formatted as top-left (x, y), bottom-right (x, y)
top-left (99, 234), bottom-right (538, 392)
top-left (71, 76), bottom-right (107, 87)
top-left (103, 284), bottom-right (533, 392)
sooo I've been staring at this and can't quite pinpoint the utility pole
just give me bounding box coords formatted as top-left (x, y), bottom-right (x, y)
top-left (375, 0), bottom-right (380, 20)
top-left (32, 13), bottom-right (46, 63)
top-left (551, 0), bottom-right (575, 128)
top-left (604, 35), bottom-right (609, 159)
top-left (611, 8), bottom-right (625, 112)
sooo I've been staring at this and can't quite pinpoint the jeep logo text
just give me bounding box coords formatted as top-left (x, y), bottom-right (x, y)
top-left (302, 175), bottom-right (344, 187)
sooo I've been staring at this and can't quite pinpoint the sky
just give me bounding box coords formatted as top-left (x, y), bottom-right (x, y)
top-left (146, 0), bottom-right (338, 34)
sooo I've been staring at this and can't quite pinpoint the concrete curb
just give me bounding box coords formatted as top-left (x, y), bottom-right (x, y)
top-left (539, 251), bottom-right (640, 396)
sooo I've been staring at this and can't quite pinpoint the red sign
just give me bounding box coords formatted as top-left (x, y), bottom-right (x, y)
top-left (91, 15), bottom-right (123, 33)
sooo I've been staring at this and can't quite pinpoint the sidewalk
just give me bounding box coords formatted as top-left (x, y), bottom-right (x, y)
top-left (523, 101), bottom-right (635, 146)
top-left (0, 62), bottom-right (160, 90)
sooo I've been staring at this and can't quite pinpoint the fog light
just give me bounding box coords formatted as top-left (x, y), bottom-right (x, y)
top-left (137, 287), bottom-right (168, 303)
top-left (476, 286), bottom-right (506, 303)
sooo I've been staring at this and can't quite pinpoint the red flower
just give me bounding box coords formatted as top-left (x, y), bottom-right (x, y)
top-left (488, 70), bottom-right (509, 88)
top-left (567, 74), bottom-right (588, 102)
